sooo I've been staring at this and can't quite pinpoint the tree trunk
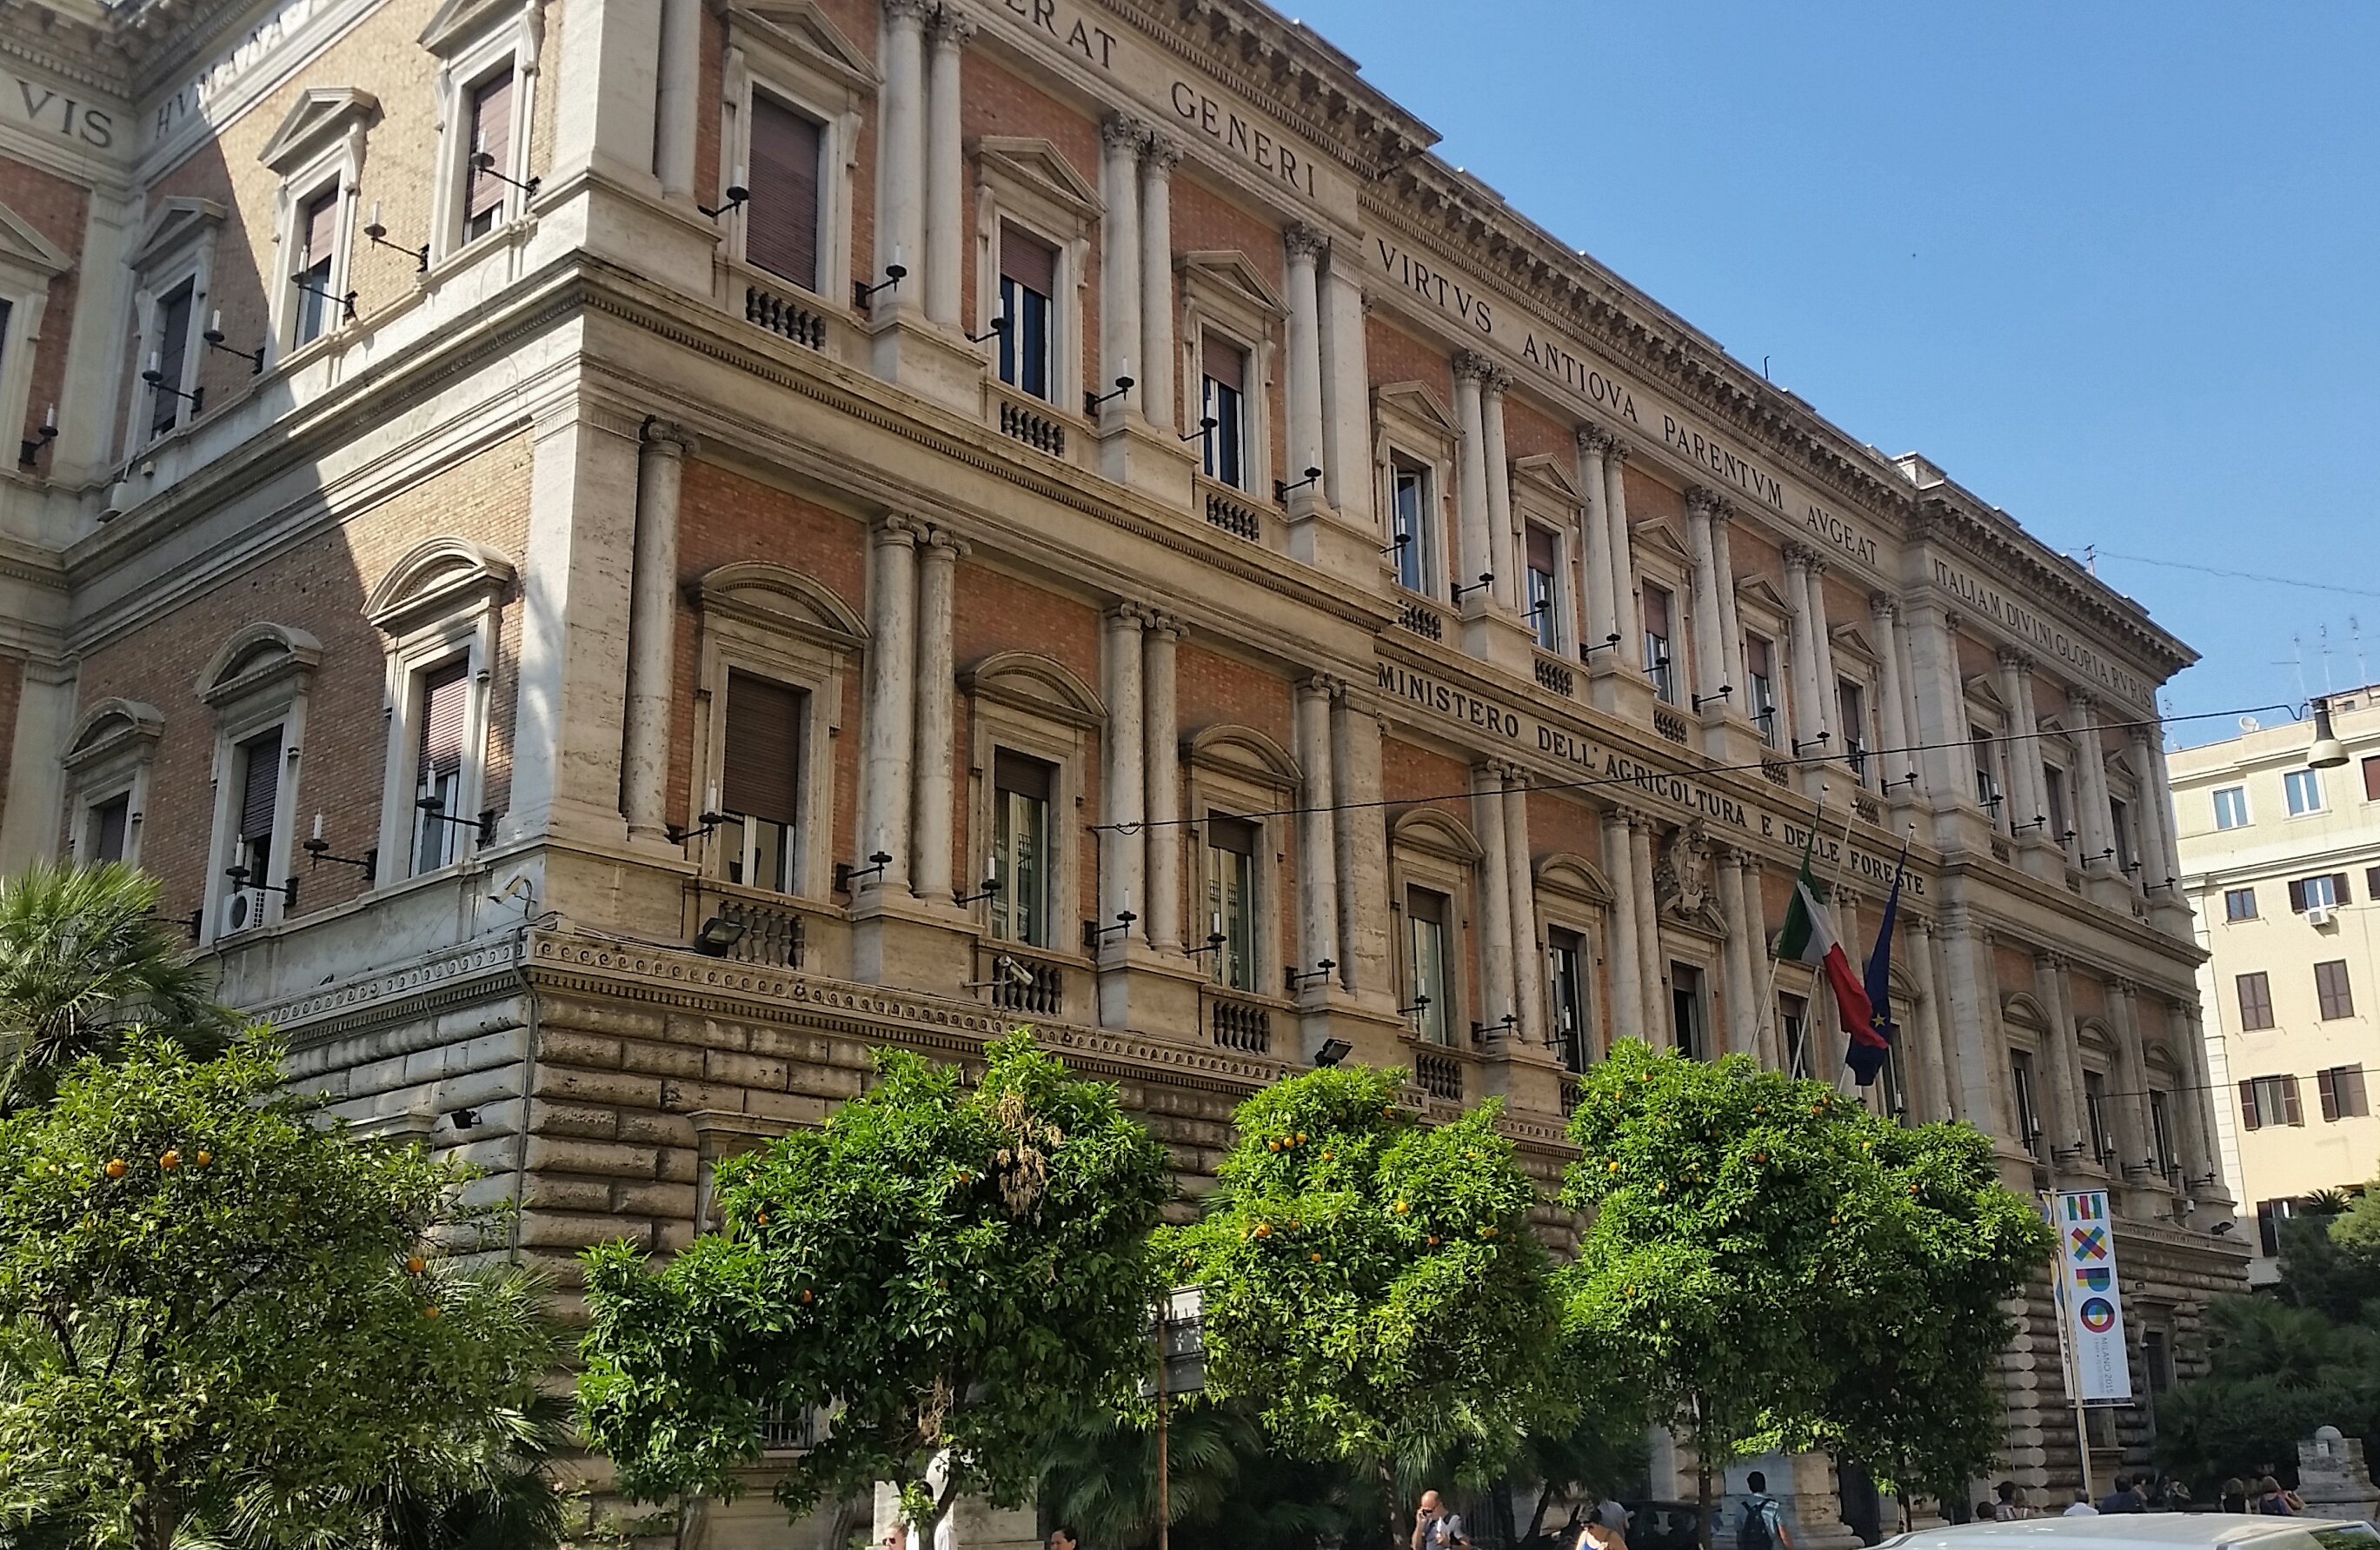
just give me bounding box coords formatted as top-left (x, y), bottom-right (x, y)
top-left (1383, 1459), bottom-right (1402, 1550)
top-left (1692, 1394), bottom-right (1714, 1550)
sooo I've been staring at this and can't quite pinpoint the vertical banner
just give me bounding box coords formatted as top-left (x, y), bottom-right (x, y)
top-left (2057, 1189), bottom-right (2133, 1404)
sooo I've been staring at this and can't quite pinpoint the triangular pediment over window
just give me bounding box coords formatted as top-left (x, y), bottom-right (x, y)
top-left (1829, 622), bottom-right (1878, 662)
top-left (1373, 381), bottom-right (1457, 440)
top-left (971, 137), bottom-right (1102, 225)
top-left (0, 201), bottom-right (70, 280)
top-left (1633, 517), bottom-right (1692, 562)
top-left (1510, 453), bottom-right (1580, 508)
top-left (729, 0), bottom-right (880, 92)
top-left (257, 87), bottom-right (382, 176)
top-left (129, 199), bottom-right (226, 275)
top-left (1175, 250), bottom-right (1284, 318)
top-left (1734, 576), bottom-right (1792, 615)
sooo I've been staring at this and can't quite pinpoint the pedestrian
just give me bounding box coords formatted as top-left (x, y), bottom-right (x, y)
top-left (1593, 1491), bottom-right (1632, 1534)
top-left (1414, 1490), bottom-right (1469, 1550)
top-left (2164, 1479), bottom-right (2193, 1513)
top-left (1739, 1471), bottom-right (1795, 1550)
top-left (1578, 1516), bottom-right (1627, 1550)
top-left (2254, 1477), bottom-right (2302, 1515)
top-left (2220, 1479), bottom-right (2249, 1514)
top-left (1047, 1528), bottom-right (1079, 1550)
top-left (2098, 1474), bottom-right (2144, 1514)
top-left (2064, 1493), bottom-right (2098, 1517)
top-left (1993, 1481), bottom-right (2032, 1521)
top-left (1973, 1501), bottom-right (1998, 1526)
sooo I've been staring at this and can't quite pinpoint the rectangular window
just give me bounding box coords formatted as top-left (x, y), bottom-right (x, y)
top-left (294, 188), bottom-right (340, 345)
top-left (237, 729), bottom-right (283, 881)
top-left (1779, 993), bottom-right (1808, 1078)
top-left (89, 794), bottom-right (130, 864)
top-left (1745, 635), bottom-right (1778, 745)
top-left (1837, 680), bottom-right (1868, 779)
top-left (1526, 526), bottom-right (1559, 653)
top-left (410, 662), bottom-right (469, 875)
top-left (1391, 462), bottom-right (1428, 592)
top-left (2364, 754), bottom-right (2380, 804)
top-left (747, 93), bottom-right (822, 290)
top-left (2110, 795), bottom-right (2134, 871)
top-left (2239, 1074), bottom-right (2302, 1131)
top-left (1670, 962), bottom-right (1704, 1061)
top-left (2044, 765), bottom-right (2071, 848)
top-left (1199, 335), bottom-right (1247, 489)
top-left (2258, 1196), bottom-right (2300, 1258)
top-left (2225, 887), bottom-right (2258, 921)
top-left (2213, 785), bottom-right (2250, 829)
top-left (2288, 873), bottom-right (2350, 912)
top-left (990, 749), bottom-right (1053, 948)
top-left (2144, 1328), bottom-right (2173, 1394)
top-left (2084, 1068), bottom-right (2112, 1164)
top-left (996, 225), bottom-right (1055, 402)
top-left (1406, 887), bottom-right (1450, 1046)
top-left (1972, 730), bottom-right (2001, 814)
top-left (2369, 866), bottom-right (2380, 903)
top-left (2237, 970), bottom-right (2274, 1030)
top-left (2319, 1064), bottom-right (2370, 1121)
top-left (1203, 813), bottom-right (1256, 993)
top-left (2316, 959), bottom-right (2355, 1020)
top-left (464, 68), bottom-right (515, 243)
top-left (720, 671), bottom-right (803, 895)
top-left (2285, 767), bottom-right (2323, 815)
top-left (149, 281), bottom-right (194, 438)
top-left (1642, 583), bottom-right (1674, 702)
top-left (1547, 928), bottom-right (1588, 1074)
top-left (2011, 1050), bottom-right (2043, 1154)
top-left (2149, 1089), bottom-right (2177, 1171)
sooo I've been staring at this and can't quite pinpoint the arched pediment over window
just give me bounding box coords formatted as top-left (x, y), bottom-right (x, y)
top-left (1183, 723), bottom-right (1301, 788)
top-left (63, 698), bottom-right (163, 771)
top-left (692, 562), bottom-right (867, 650)
top-left (1392, 805), bottom-right (1483, 864)
top-left (198, 622), bottom-right (323, 708)
top-left (1536, 851), bottom-right (1613, 905)
top-left (366, 536), bottom-right (516, 635)
top-left (960, 651), bottom-right (1105, 729)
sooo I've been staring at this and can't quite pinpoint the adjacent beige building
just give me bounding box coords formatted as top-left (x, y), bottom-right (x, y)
top-left (2173, 689), bottom-right (2380, 1281)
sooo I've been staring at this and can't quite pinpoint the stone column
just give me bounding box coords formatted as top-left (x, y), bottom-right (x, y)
top-left (1098, 114), bottom-right (1143, 402)
top-left (1139, 134), bottom-right (1180, 435)
top-left (2070, 692), bottom-right (2115, 875)
top-left (1452, 352), bottom-right (1494, 610)
top-left (2129, 727), bottom-right (2174, 889)
top-left (1283, 224), bottom-right (1328, 506)
top-left (2172, 997), bottom-right (2225, 1201)
top-left (1320, 256), bottom-right (1373, 522)
top-left (1143, 614), bottom-right (1181, 953)
top-left (1605, 440), bottom-right (1642, 666)
top-left (1295, 676), bottom-right (1339, 996)
top-left (0, 660), bottom-right (73, 871)
top-left (1870, 595), bottom-right (1914, 792)
top-left (922, 8), bottom-right (972, 329)
top-left (2006, 652), bottom-right (2051, 831)
top-left (1900, 595), bottom-right (1975, 817)
top-left (1685, 487), bottom-right (1727, 708)
top-left (1998, 647), bottom-right (2037, 828)
top-left (1803, 559), bottom-right (1839, 748)
top-left (2108, 981), bottom-right (2156, 1190)
top-left (1715, 840), bottom-right (1759, 1058)
top-left (1335, 691), bottom-right (1391, 998)
top-left (1472, 763), bottom-right (1517, 1037)
top-left (1711, 503), bottom-right (1745, 697)
top-left (1576, 429), bottom-right (1619, 655)
top-left (2036, 954), bottom-right (2084, 1157)
top-left (1936, 908), bottom-right (2006, 1134)
top-left (910, 530), bottom-right (964, 901)
top-left (1502, 768), bottom-right (1540, 1048)
top-left (1783, 545), bottom-right (1823, 751)
top-left (1484, 369), bottom-right (1518, 613)
top-left (1603, 808), bottom-right (1643, 1046)
top-left (1100, 605), bottom-right (1147, 940)
top-left (1905, 913), bottom-right (1950, 1121)
top-left (655, 0), bottom-right (701, 198)
top-left (1631, 815), bottom-right (1665, 1041)
top-left (622, 419), bottom-right (689, 846)
top-left (2146, 728), bottom-right (2185, 886)
top-left (874, 0), bottom-right (930, 321)
top-left (1739, 853), bottom-right (1773, 1066)
top-left (858, 516), bottom-right (921, 889)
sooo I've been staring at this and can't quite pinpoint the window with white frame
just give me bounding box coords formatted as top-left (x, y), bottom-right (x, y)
top-left (1670, 961), bottom-right (1706, 1060)
top-left (422, 1), bottom-right (543, 263)
top-left (1971, 727), bottom-right (2004, 822)
top-left (2045, 763), bottom-right (2072, 851)
top-left (2213, 784), bottom-right (2250, 829)
top-left (290, 189), bottom-right (343, 345)
top-left (974, 139), bottom-right (1098, 414)
top-left (1641, 582), bottom-right (1676, 702)
top-left (718, 2), bottom-right (868, 304)
top-left (1745, 633), bottom-right (1780, 745)
top-left (1182, 725), bottom-right (1297, 1006)
top-left (196, 625), bottom-right (320, 943)
top-left (1406, 885), bottom-right (1452, 1045)
top-left (959, 650), bottom-right (1099, 966)
top-left (462, 68), bottom-right (517, 244)
top-left (1178, 251), bottom-right (1282, 492)
top-left (2286, 768), bottom-right (2323, 815)
top-left (1525, 524), bottom-right (1561, 653)
top-left (0, 201), bottom-right (70, 462)
top-left (1373, 383), bottom-right (1459, 602)
top-left (1547, 927), bottom-right (1589, 1074)
top-left (1837, 678), bottom-right (1870, 782)
top-left (1204, 812), bottom-right (1258, 991)
top-left (255, 86), bottom-right (376, 358)
top-left (61, 699), bottom-right (163, 871)
top-left (365, 537), bottom-right (515, 886)
top-left (690, 562), bottom-right (862, 904)
top-left (1390, 456), bottom-right (1433, 593)
top-left (1200, 334), bottom-right (1250, 489)
top-left (990, 749), bottom-right (1054, 948)
top-left (119, 199), bottom-right (223, 454)
top-left (147, 280), bottom-right (196, 441)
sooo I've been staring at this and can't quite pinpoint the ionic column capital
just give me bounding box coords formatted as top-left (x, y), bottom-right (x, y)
top-left (1602, 436), bottom-right (1632, 469)
top-left (872, 512), bottom-right (921, 546)
top-left (1283, 221), bottom-right (1328, 261)
top-left (640, 416), bottom-right (695, 457)
top-left (1452, 349), bottom-right (1495, 386)
top-left (1142, 609), bottom-right (1182, 638)
top-left (921, 528), bottom-right (969, 562)
top-left (1105, 599), bottom-right (1150, 628)
top-left (1685, 484), bottom-right (1724, 520)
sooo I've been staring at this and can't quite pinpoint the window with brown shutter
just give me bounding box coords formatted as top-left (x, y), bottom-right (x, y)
top-left (2290, 877), bottom-right (2308, 913)
top-left (238, 729), bottom-right (282, 846)
top-left (2320, 1066), bottom-right (2340, 1121)
top-left (150, 283), bottom-right (193, 438)
top-left (1200, 334), bottom-right (1245, 392)
top-left (2317, 959), bottom-right (2356, 1020)
top-left (2237, 971), bottom-right (2274, 1030)
top-left (2239, 1079), bottom-right (2260, 1131)
top-left (2365, 754), bottom-right (2380, 803)
top-left (412, 662), bottom-right (469, 876)
top-left (465, 69), bottom-right (515, 237)
top-left (722, 673), bottom-right (802, 826)
top-left (746, 95), bottom-right (822, 290)
top-left (2337, 871), bottom-right (2354, 904)
top-left (997, 225), bottom-right (1057, 400)
top-left (2285, 1074), bottom-right (2305, 1126)
top-left (295, 189), bottom-right (341, 344)
top-left (2337, 1065), bottom-right (2370, 1118)
top-left (90, 795), bottom-right (129, 865)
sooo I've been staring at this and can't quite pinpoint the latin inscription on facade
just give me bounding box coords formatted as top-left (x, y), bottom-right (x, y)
top-left (1931, 559), bottom-right (2147, 703)
top-left (9, 77), bottom-right (114, 147)
top-left (149, 0), bottom-right (342, 149)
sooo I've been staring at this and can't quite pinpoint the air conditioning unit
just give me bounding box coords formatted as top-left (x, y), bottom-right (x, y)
top-left (219, 887), bottom-right (269, 936)
top-left (2308, 904), bottom-right (2336, 928)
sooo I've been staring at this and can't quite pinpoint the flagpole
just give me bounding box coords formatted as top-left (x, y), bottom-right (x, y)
top-left (1754, 797), bottom-right (1813, 1074)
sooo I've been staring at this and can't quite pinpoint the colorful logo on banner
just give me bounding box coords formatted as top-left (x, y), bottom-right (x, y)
top-left (2057, 1190), bottom-right (2133, 1404)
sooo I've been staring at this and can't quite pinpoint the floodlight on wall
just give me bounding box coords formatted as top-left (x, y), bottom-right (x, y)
top-left (693, 915), bottom-right (746, 955)
top-left (1313, 1037), bottom-right (1355, 1068)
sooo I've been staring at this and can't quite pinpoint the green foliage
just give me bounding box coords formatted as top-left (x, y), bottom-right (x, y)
top-left (2152, 1294), bottom-right (2380, 1488)
top-left (1159, 1064), bottom-right (1566, 1496)
top-left (1034, 1400), bottom-right (1355, 1550)
top-left (0, 1032), bottom-right (561, 1550)
top-left (0, 864), bottom-right (237, 1114)
top-left (578, 1031), bottom-right (1173, 1535)
top-left (1559, 1041), bottom-right (2051, 1535)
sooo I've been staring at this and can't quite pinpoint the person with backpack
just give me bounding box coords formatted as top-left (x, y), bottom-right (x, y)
top-left (1740, 1472), bottom-right (1794, 1550)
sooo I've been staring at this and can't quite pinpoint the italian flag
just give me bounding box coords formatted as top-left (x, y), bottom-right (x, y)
top-left (1775, 832), bottom-right (1876, 1043)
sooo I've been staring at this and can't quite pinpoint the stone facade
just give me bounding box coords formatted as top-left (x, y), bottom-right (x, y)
top-left (0, 0), bottom-right (2244, 1533)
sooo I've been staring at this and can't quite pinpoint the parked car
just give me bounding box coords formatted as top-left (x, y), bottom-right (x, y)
top-left (1877, 1514), bottom-right (2380, 1550)
top-left (1619, 1500), bottom-right (1706, 1550)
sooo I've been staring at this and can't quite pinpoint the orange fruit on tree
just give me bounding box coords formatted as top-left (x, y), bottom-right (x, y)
top-left (423, 1306), bottom-right (441, 1319)
top-left (1310, 1253), bottom-right (1321, 1262)
top-left (801, 1288), bottom-right (814, 1303)
top-left (406, 1255), bottom-right (427, 1274)
top-left (1253, 1222), bottom-right (1271, 1237)
top-left (159, 1150), bottom-right (180, 1169)
top-left (103, 1159), bottom-right (126, 1179)
top-left (194, 1151), bottom-right (211, 1166)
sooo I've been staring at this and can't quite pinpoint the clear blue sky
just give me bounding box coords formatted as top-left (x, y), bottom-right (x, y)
top-left (1288, 1), bottom-right (2380, 747)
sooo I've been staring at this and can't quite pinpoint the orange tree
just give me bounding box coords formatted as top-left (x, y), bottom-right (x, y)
top-left (0, 1032), bottom-right (557, 1550)
top-left (1160, 1065), bottom-right (1567, 1543)
top-left (578, 1032), bottom-right (1172, 1543)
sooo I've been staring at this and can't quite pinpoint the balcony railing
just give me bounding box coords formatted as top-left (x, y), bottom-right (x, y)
top-left (1560, 1074), bottom-right (1586, 1117)
top-left (1652, 709), bottom-right (1689, 744)
top-left (1207, 994), bottom-right (1272, 1054)
top-left (1761, 759), bottom-right (1792, 788)
top-left (1203, 484), bottom-right (1264, 543)
top-left (976, 942), bottom-right (1067, 1019)
top-left (1414, 1049), bottom-right (1463, 1102)
top-left (1398, 601), bottom-right (1445, 642)
top-left (1533, 655), bottom-right (1575, 697)
top-left (743, 284), bottom-right (828, 349)
top-left (684, 882), bottom-right (825, 969)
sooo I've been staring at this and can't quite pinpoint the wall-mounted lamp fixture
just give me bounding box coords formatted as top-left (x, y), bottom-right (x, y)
top-left (203, 312), bottom-right (265, 374)
top-left (1084, 359), bottom-right (1134, 414)
top-left (302, 813), bottom-right (376, 883)
top-left (1313, 1037), bottom-right (1355, 1068)
top-left (1180, 414), bottom-right (1218, 445)
top-left (286, 272), bottom-right (356, 324)
top-left (693, 915), bottom-right (746, 955)
top-left (1274, 465), bottom-right (1323, 502)
top-left (223, 857), bottom-right (300, 909)
top-left (854, 250), bottom-right (907, 308)
top-left (967, 309), bottom-right (1011, 345)
top-left (142, 353), bottom-right (203, 416)
top-left (834, 849), bottom-right (894, 893)
top-left (1450, 572), bottom-right (1494, 602)
top-left (2310, 695), bottom-right (2350, 768)
top-left (699, 167), bottom-right (750, 220)
top-left (17, 402), bottom-right (56, 467)
top-left (1791, 731), bottom-right (1832, 756)
top-left (1285, 958), bottom-right (1336, 993)
top-left (416, 793), bottom-right (496, 846)
top-left (1580, 632), bottom-right (1624, 659)
top-left (1470, 1014), bottom-right (1517, 1045)
top-left (470, 150), bottom-right (541, 199)
top-left (1691, 685), bottom-right (1734, 712)
top-left (363, 203), bottom-right (429, 272)
top-left (1379, 531), bottom-right (1412, 557)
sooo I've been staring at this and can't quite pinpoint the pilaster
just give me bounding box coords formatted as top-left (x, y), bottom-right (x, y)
top-left (622, 418), bottom-right (692, 848)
